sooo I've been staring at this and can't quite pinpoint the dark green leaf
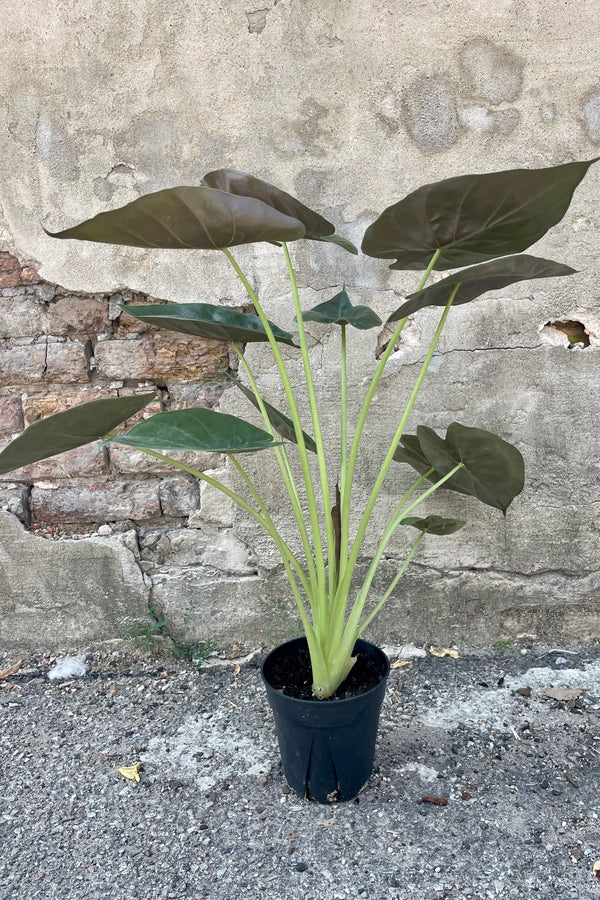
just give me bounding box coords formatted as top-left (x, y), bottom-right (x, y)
top-left (318, 233), bottom-right (359, 255)
top-left (393, 434), bottom-right (470, 495)
top-left (229, 376), bottom-right (317, 452)
top-left (400, 515), bottom-right (466, 535)
top-left (362, 159), bottom-right (597, 270)
top-left (45, 184), bottom-right (306, 249)
top-left (0, 393), bottom-right (156, 476)
top-left (107, 408), bottom-right (281, 453)
top-left (120, 303), bottom-right (296, 345)
top-left (301, 288), bottom-right (382, 330)
top-left (417, 423), bottom-right (525, 513)
top-left (200, 168), bottom-right (334, 241)
top-left (388, 256), bottom-right (576, 321)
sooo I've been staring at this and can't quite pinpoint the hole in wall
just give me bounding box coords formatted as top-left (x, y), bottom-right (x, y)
top-left (376, 317), bottom-right (421, 359)
top-left (539, 319), bottom-right (592, 349)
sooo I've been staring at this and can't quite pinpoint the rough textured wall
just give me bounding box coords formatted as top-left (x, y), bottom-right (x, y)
top-left (1, 0), bottom-right (599, 651)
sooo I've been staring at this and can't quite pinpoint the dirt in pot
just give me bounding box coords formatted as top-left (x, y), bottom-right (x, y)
top-left (267, 643), bottom-right (387, 700)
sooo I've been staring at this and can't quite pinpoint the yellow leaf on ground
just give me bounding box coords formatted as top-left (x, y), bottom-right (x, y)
top-left (429, 647), bottom-right (460, 659)
top-left (119, 763), bottom-right (142, 782)
top-left (391, 660), bottom-right (412, 670)
top-left (108, 762), bottom-right (142, 782)
top-left (592, 860), bottom-right (600, 878)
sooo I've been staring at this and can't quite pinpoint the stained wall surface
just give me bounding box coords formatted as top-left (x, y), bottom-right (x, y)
top-left (1, 0), bottom-right (599, 651)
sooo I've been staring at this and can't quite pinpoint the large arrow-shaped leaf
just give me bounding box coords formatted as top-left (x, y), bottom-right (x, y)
top-left (301, 288), bottom-right (382, 330)
top-left (362, 159), bottom-right (596, 271)
top-left (388, 256), bottom-right (576, 321)
top-left (228, 376), bottom-right (317, 452)
top-left (400, 515), bottom-right (466, 535)
top-left (201, 169), bottom-right (357, 252)
top-left (45, 184), bottom-right (307, 249)
top-left (417, 423), bottom-right (524, 513)
top-left (201, 168), bottom-right (334, 241)
top-left (0, 393), bottom-right (156, 476)
top-left (106, 408), bottom-right (281, 454)
top-left (120, 303), bottom-right (296, 345)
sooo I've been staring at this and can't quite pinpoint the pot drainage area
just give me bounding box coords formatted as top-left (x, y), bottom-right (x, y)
top-left (1, 643), bottom-right (600, 900)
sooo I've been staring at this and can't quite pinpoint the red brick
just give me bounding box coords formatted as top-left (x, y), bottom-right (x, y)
top-left (115, 296), bottom-right (169, 335)
top-left (47, 295), bottom-right (111, 335)
top-left (93, 336), bottom-right (229, 380)
top-left (0, 252), bottom-right (40, 288)
top-left (0, 397), bottom-right (23, 433)
top-left (30, 481), bottom-right (161, 523)
top-left (23, 389), bottom-right (119, 424)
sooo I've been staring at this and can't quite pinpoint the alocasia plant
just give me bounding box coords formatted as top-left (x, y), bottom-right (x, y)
top-left (0, 160), bottom-right (594, 697)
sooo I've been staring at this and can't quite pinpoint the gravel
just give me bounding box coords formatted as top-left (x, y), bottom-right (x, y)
top-left (1, 642), bottom-right (600, 899)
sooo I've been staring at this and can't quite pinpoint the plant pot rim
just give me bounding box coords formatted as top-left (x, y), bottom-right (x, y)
top-left (261, 636), bottom-right (390, 707)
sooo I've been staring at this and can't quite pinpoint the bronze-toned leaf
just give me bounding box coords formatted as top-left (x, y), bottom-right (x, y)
top-left (388, 255), bottom-right (576, 321)
top-left (417, 423), bottom-right (525, 513)
top-left (400, 515), bottom-right (466, 535)
top-left (393, 434), bottom-right (470, 495)
top-left (45, 185), bottom-right (306, 249)
top-left (201, 168), bottom-right (334, 240)
top-left (362, 159), bottom-right (597, 270)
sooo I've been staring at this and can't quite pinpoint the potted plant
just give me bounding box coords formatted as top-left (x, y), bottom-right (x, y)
top-left (0, 159), bottom-right (594, 802)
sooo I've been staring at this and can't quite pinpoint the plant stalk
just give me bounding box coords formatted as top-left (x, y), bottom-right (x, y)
top-left (335, 283), bottom-right (458, 616)
top-left (337, 249), bottom-right (441, 589)
top-left (283, 242), bottom-right (336, 608)
top-left (221, 248), bottom-right (329, 625)
top-left (231, 344), bottom-right (318, 588)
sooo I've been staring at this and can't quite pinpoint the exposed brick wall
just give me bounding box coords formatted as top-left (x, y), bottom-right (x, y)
top-left (0, 251), bottom-right (232, 532)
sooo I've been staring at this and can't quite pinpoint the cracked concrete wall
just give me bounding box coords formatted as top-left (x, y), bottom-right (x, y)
top-left (1, 0), bottom-right (600, 651)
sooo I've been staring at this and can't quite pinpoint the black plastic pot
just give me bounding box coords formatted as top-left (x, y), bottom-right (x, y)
top-left (261, 637), bottom-right (390, 803)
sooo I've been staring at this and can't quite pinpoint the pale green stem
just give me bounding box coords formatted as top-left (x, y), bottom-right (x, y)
top-left (133, 446), bottom-right (307, 592)
top-left (357, 532), bottom-right (426, 635)
top-left (283, 242), bottom-right (335, 604)
top-left (350, 461), bottom-right (464, 625)
top-left (333, 462), bottom-right (464, 675)
top-left (339, 321), bottom-right (348, 523)
top-left (231, 344), bottom-right (317, 589)
top-left (228, 453), bottom-right (312, 599)
top-left (334, 283), bottom-right (459, 618)
top-left (221, 248), bottom-right (328, 625)
top-left (337, 249), bottom-right (441, 590)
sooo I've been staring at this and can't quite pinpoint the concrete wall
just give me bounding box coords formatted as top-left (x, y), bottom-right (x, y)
top-left (1, 0), bottom-right (599, 652)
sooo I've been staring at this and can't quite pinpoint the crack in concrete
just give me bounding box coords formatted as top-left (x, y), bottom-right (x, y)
top-left (41, 336), bottom-right (48, 378)
top-left (403, 561), bottom-right (599, 581)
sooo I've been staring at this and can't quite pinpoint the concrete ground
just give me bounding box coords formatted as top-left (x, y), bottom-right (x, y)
top-left (1, 641), bottom-right (600, 900)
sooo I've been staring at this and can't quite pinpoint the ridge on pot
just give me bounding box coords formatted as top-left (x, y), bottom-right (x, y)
top-left (262, 638), bottom-right (390, 803)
